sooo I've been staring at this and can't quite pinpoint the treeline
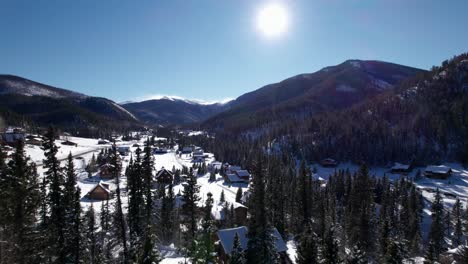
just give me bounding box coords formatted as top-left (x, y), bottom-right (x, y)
top-left (244, 155), bottom-right (468, 263)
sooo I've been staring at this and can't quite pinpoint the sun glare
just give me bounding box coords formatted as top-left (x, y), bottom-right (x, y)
top-left (257, 3), bottom-right (289, 38)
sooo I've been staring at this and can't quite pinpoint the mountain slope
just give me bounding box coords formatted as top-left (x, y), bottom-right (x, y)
top-left (203, 60), bottom-right (425, 131)
top-left (122, 97), bottom-right (229, 126)
top-left (0, 75), bottom-right (139, 131)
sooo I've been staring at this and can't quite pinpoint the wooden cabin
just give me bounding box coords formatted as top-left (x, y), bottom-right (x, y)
top-left (61, 140), bottom-right (78, 146)
top-left (100, 164), bottom-right (114, 179)
top-left (390, 163), bottom-right (412, 174)
top-left (216, 226), bottom-right (290, 264)
top-left (1, 128), bottom-right (25, 144)
top-left (86, 182), bottom-right (111, 200)
top-left (234, 170), bottom-right (250, 182)
top-left (233, 203), bottom-right (248, 225)
top-left (156, 168), bottom-right (173, 184)
top-left (320, 158), bottom-right (338, 167)
top-left (424, 165), bottom-right (452, 179)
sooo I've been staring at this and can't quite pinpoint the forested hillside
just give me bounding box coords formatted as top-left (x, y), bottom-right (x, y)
top-left (200, 53), bottom-right (468, 166)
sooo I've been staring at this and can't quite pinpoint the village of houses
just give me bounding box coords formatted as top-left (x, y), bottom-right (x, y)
top-left (2, 127), bottom-right (468, 263)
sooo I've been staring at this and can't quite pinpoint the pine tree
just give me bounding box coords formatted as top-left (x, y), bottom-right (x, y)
top-left (452, 198), bottom-right (463, 246)
top-left (83, 204), bottom-right (103, 264)
top-left (109, 144), bottom-right (129, 263)
top-left (190, 192), bottom-right (215, 264)
top-left (296, 224), bottom-right (318, 264)
top-left (383, 240), bottom-right (406, 264)
top-left (220, 189), bottom-right (226, 203)
top-left (346, 244), bottom-right (367, 264)
top-left (138, 224), bottom-right (162, 264)
top-left (141, 139), bottom-right (154, 224)
top-left (42, 127), bottom-right (67, 262)
top-left (229, 233), bottom-right (246, 264)
top-left (127, 147), bottom-right (144, 258)
top-left (427, 188), bottom-right (444, 260)
top-left (63, 153), bottom-right (82, 264)
top-left (295, 160), bottom-right (311, 229)
top-left (246, 154), bottom-right (279, 264)
top-left (100, 199), bottom-right (112, 261)
top-left (236, 187), bottom-right (243, 203)
top-left (322, 226), bottom-right (341, 264)
top-left (160, 183), bottom-right (176, 245)
top-left (1, 140), bottom-right (40, 264)
top-left (182, 169), bottom-right (200, 245)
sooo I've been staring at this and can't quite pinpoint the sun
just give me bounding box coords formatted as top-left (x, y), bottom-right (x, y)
top-left (256, 3), bottom-right (289, 38)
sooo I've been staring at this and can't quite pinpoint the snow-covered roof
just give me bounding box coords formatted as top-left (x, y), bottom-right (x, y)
top-left (235, 170), bottom-right (250, 178)
top-left (156, 168), bottom-right (173, 177)
top-left (391, 163), bottom-right (410, 170)
top-left (312, 173), bottom-right (325, 181)
top-left (217, 226), bottom-right (248, 254)
top-left (228, 165), bottom-right (242, 171)
top-left (217, 226), bottom-right (287, 255)
top-left (227, 173), bottom-right (244, 182)
top-left (425, 165), bottom-right (451, 174)
top-left (88, 182), bottom-right (111, 195)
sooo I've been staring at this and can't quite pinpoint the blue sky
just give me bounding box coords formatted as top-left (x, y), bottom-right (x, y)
top-left (1, 0), bottom-right (467, 103)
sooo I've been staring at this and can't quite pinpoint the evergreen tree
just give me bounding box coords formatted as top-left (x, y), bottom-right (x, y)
top-left (236, 187), bottom-right (243, 203)
top-left (229, 232), bottom-right (246, 264)
top-left (42, 127), bottom-right (67, 262)
top-left (83, 204), bottom-right (103, 264)
top-left (63, 153), bottom-right (82, 264)
top-left (383, 240), bottom-right (406, 264)
top-left (427, 188), bottom-right (444, 260)
top-left (451, 198), bottom-right (463, 246)
top-left (181, 169), bottom-right (200, 244)
top-left (220, 189), bottom-right (226, 203)
top-left (160, 183), bottom-right (176, 245)
top-left (0, 140), bottom-right (40, 264)
top-left (141, 139), bottom-right (154, 224)
top-left (296, 224), bottom-right (318, 264)
top-left (138, 224), bottom-right (162, 264)
top-left (190, 192), bottom-right (215, 264)
top-left (109, 144), bottom-right (129, 263)
top-left (346, 244), bottom-right (367, 264)
top-left (322, 226), bottom-right (341, 264)
top-left (246, 154), bottom-right (279, 264)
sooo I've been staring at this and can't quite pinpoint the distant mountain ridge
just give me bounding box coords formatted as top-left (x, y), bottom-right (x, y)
top-left (203, 59), bottom-right (425, 131)
top-left (122, 97), bottom-right (230, 126)
top-left (0, 74), bottom-right (138, 133)
top-left (0, 58), bottom-right (425, 132)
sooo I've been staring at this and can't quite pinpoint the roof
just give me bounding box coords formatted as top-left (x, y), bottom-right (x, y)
top-left (235, 170), bottom-right (250, 178)
top-left (228, 165), bottom-right (242, 171)
top-left (312, 173), bottom-right (325, 181)
top-left (227, 173), bottom-right (244, 182)
top-left (88, 182), bottom-right (111, 195)
top-left (156, 168), bottom-right (173, 178)
top-left (391, 163), bottom-right (410, 170)
top-left (217, 226), bottom-right (287, 255)
top-left (425, 165), bottom-right (451, 174)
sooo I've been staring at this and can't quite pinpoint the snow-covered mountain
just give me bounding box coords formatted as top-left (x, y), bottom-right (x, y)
top-left (0, 74), bottom-right (138, 130)
top-left (0, 74), bottom-right (88, 99)
top-left (122, 96), bottom-right (231, 126)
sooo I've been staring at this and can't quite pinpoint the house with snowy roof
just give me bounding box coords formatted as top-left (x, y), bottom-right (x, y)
top-left (156, 167), bottom-right (173, 184)
top-left (390, 163), bottom-right (412, 174)
top-left (1, 127), bottom-right (25, 144)
top-left (234, 170), bottom-right (250, 182)
top-left (424, 165), bottom-right (452, 179)
top-left (99, 164), bottom-right (115, 179)
top-left (86, 182), bottom-right (111, 200)
top-left (212, 202), bottom-right (248, 226)
top-left (216, 226), bottom-right (290, 263)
